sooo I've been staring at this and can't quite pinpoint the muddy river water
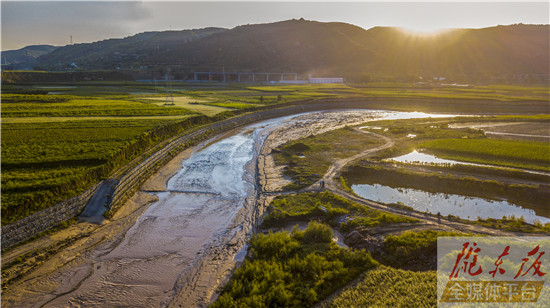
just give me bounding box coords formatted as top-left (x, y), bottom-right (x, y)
top-left (5, 110), bottom-right (491, 307)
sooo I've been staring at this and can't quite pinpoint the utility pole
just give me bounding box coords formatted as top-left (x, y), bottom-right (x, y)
top-left (24, 50), bottom-right (29, 69)
top-left (70, 35), bottom-right (73, 45)
top-left (165, 68), bottom-right (173, 105)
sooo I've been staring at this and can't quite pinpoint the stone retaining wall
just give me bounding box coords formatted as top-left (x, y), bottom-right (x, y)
top-left (1, 183), bottom-right (101, 249)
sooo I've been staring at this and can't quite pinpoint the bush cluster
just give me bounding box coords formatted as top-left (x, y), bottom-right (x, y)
top-left (213, 222), bottom-right (378, 308)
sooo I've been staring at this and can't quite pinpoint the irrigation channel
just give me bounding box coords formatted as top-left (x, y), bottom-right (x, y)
top-left (4, 109), bottom-right (544, 307)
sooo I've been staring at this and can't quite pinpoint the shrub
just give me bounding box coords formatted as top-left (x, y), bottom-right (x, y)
top-left (302, 221), bottom-right (334, 244)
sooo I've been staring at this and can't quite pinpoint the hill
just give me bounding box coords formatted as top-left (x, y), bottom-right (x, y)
top-left (34, 27), bottom-right (227, 70)
top-left (1, 45), bottom-right (58, 70)
top-left (18, 20), bottom-right (550, 79)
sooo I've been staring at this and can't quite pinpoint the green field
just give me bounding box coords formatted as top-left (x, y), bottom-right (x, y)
top-left (248, 83), bottom-right (550, 102)
top-left (381, 230), bottom-right (463, 267)
top-left (420, 138), bottom-right (550, 171)
top-left (2, 96), bottom-right (194, 118)
top-left (0, 93), bottom-right (206, 224)
top-left (1, 118), bottom-right (199, 224)
top-left (1, 115), bottom-right (193, 124)
top-left (142, 96), bottom-right (230, 116)
top-left (353, 116), bottom-right (550, 172)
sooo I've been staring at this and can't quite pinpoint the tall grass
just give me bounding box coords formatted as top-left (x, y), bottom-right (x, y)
top-left (321, 265), bottom-right (437, 308)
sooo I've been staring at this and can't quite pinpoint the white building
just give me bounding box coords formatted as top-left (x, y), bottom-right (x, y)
top-left (308, 74), bottom-right (344, 84)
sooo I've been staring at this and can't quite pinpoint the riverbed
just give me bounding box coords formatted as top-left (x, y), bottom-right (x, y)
top-left (2, 110), bottom-right (460, 307)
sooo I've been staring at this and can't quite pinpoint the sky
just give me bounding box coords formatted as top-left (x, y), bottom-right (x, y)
top-left (1, 1), bottom-right (549, 50)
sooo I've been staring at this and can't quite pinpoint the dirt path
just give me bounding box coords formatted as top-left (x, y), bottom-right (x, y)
top-left (321, 128), bottom-right (394, 188)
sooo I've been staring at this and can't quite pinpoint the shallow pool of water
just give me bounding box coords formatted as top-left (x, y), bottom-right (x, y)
top-left (390, 150), bottom-right (464, 165)
top-left (389, 150), bottom-right (550, 176)
top-left (351, 183), bottom-right (550, 224)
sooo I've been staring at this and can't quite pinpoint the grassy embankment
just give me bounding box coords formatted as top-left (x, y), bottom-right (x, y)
top-left (263, 191), bottom-right (417, 230)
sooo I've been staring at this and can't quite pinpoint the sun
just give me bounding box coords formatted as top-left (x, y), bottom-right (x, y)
top-left (398, 26), bottom-right (453, 37)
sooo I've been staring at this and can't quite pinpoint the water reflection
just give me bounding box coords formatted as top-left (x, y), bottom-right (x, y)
top-left (352, 183), bottom-right (550, 224)
top-left (390, 150), bottom-right (550, 176)
top-left (390, 150), bottom-right (463, 165)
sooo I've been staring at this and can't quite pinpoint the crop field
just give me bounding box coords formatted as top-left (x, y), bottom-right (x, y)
top-left (11, 81), bottom-right (550, 115)
top-left (1, 115), bottom-right (193, 124)
top-left (420, 138), bottom-right (550, 171)
top-left (1, 93), bottom-right (204, 224)
top-left (249, 83), bottom-right (550, 102)
top-left (2, 96), bottom-right (194, 118)
top-left (1, 118), bottom-right (190, 224)
top-left (142, 96), bottom-right (229, 116)
top-left (355, 116), bottom-right (550, 171)
top-left (322, 265), bottom-right (437, 308)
